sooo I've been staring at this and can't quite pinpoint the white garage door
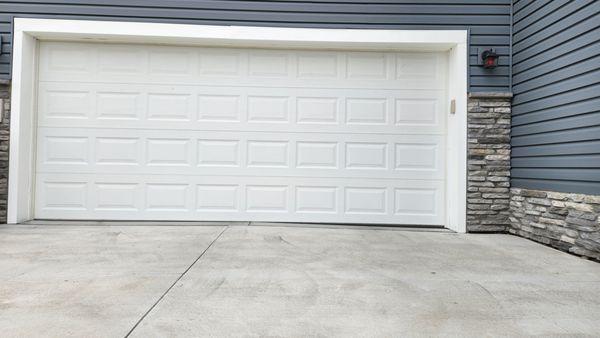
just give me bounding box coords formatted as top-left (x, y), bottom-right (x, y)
top-left (34, 41), bottom-right (448, 225)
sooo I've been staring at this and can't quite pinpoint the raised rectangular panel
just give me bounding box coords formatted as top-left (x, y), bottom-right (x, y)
top-left (43, 137), bottom-right (88, 164)
top-left (346, 98), bottom-right (387, 124)
top-left (196, 185), bottom-right (238, 211)
top-left (345, 188), bottom-right (387, 214)
top-left (44, 90), bottom-right (90, 119)
top-left (296, 142), bottom-right (338, 168)
top-left (345, 143), bottom-right (387, 169)
top-left (395, 99), bottom-right (438, 125)
top-left (46, 46), bottom-right (89, 73)
top-left (198, 95), bottom-right (240, 121)
top-left (148, 94), bottom-right (191, 121)
top-left (346, 53), bottom-right (386, 79)
top-left (297, 54), bottom-right (337, 78)
top-left (396, 54), bottom-right (437, 79)
top-left (247, 96), bottom-right (289, 122)
top-left (96, 138), bottom-right (140, 165)
top-left (395, 189), bottom-right (437, 215)
top-left (146, 184), bottom-right (189, 211)
top-left (395, 144), bottom-right (438, 169)
top-left (149, 51), bottom-right (191, 74)
top-left (246, 185), bottom-right (288, 212)
top-left (147, 139), bottom-right (190, 166)
top-left (297, 97), bottom-right (338, 124)
top-left (95, 183), bottom-right (138, 210)
top-left (97, 92), bottom-right (139, 120)
top-left (42, 182), bottom-right (87, 210)
top-left (247, 141), bottom-right (288, 167)
top-left (197, 140), bottom-right (239, 167)
top-left (296, 186), bottom-right (337, 213)
top-left (199, 52), bottom-right (239, 75)
top-left (249, 52), bottom-right (288, 76)
top-left (98, 48), bottom-right (143, 73)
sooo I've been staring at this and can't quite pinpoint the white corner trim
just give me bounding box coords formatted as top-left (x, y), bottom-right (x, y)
top-left (8, 18), bottom-right (468, 232)
top-left (446, 43), bottom-right (469, 233)
top-left (8, 26), bottom-right (38, 224)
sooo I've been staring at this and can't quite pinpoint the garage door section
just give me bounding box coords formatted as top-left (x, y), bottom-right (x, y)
top-left (34, 41), bottom-right (447, 225)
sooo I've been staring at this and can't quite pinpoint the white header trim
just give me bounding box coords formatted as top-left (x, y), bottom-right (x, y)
top-left (15, 18), bottom-right (466, 50)
top-left (8, 18), bottom-right (468, 232)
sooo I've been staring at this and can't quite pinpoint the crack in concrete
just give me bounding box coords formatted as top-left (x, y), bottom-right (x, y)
top-left (123, 226), bottom-right (229, 338)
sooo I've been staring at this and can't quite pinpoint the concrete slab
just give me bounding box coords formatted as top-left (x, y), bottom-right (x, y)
top-left (130, 226), bottom-right (600, 337)
top-left (1, 224), bottom-right (599, 337)
top-left (0, 225), bottom-right (225, 337)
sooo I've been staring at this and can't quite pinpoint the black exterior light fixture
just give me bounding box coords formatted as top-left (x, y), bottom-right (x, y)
top-left (480, 48), bottom-right (499, 69)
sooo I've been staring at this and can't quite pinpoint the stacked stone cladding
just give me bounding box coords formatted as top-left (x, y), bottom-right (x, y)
top-left (466, 93), bottom-right (512, 232)
top-left (0, 84), bottom-right (9, 223)
top-left (510, 188), bottom-right (600, 261)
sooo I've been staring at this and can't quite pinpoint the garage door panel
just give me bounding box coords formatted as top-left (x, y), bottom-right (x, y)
top-left (37, 128), bottom-right (445, 180)
top-left (35, 41), bottom-right (448, 226)
top-left (37, 82), bottom-right (446, 134)
top-left (39, 42), bottom-right (447, 90)
top-left (34, 173), bottom-right (444, 225)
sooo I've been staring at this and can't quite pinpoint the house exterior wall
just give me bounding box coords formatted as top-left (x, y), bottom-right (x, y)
top-left (510, 0), bottom-right (600, 260)
top-left (511, 0), bottom-right (600, 195)
top-left (0, 0), bottom-right (510, 235)
top-left (0, 0), bottom-right (512, 92)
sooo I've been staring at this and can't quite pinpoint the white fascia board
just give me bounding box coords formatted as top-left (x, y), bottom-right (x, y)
top-left (15, 18), bottom-right (466, 51)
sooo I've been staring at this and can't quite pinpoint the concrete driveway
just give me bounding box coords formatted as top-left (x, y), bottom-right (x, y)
top-left (1, 223), bottom-right (599, 337)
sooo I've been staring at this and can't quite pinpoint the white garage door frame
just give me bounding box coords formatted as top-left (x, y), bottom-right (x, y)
top-left (8, 18), bottom-right (468, 232)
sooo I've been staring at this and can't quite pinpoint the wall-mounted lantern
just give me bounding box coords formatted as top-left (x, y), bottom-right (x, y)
top-left (480, 48), bottom-right (499, 69)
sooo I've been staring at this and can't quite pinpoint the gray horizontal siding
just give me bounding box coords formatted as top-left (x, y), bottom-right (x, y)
top-left (511, 0), bottom-right (600, 195)
top-left (0, 0), bottom-right (511, 92)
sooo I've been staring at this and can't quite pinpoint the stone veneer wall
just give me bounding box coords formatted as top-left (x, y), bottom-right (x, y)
top-left (466, 93), bottom-right (512, 232)
top-left (510, 188), bottom-right (600, 261)
top-left (0, 84), bottom-right (9, 223)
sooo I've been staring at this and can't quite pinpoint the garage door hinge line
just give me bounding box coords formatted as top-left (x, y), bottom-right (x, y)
top-left (124, 226), bottom-right (229, 338)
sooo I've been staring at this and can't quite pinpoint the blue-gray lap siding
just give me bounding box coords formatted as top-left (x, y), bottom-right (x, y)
top-left (0, 0), bottom-right (511, 92)
top-left (511, 0), bottom-right (600, 195)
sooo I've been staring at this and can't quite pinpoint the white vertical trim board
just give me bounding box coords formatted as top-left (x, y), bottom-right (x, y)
top-left (8, 27), bottom-right (38, 224)
top-left (446, 43), bottom-right (468, 233)
top-left (8, 18), bottom-right (468, 232)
